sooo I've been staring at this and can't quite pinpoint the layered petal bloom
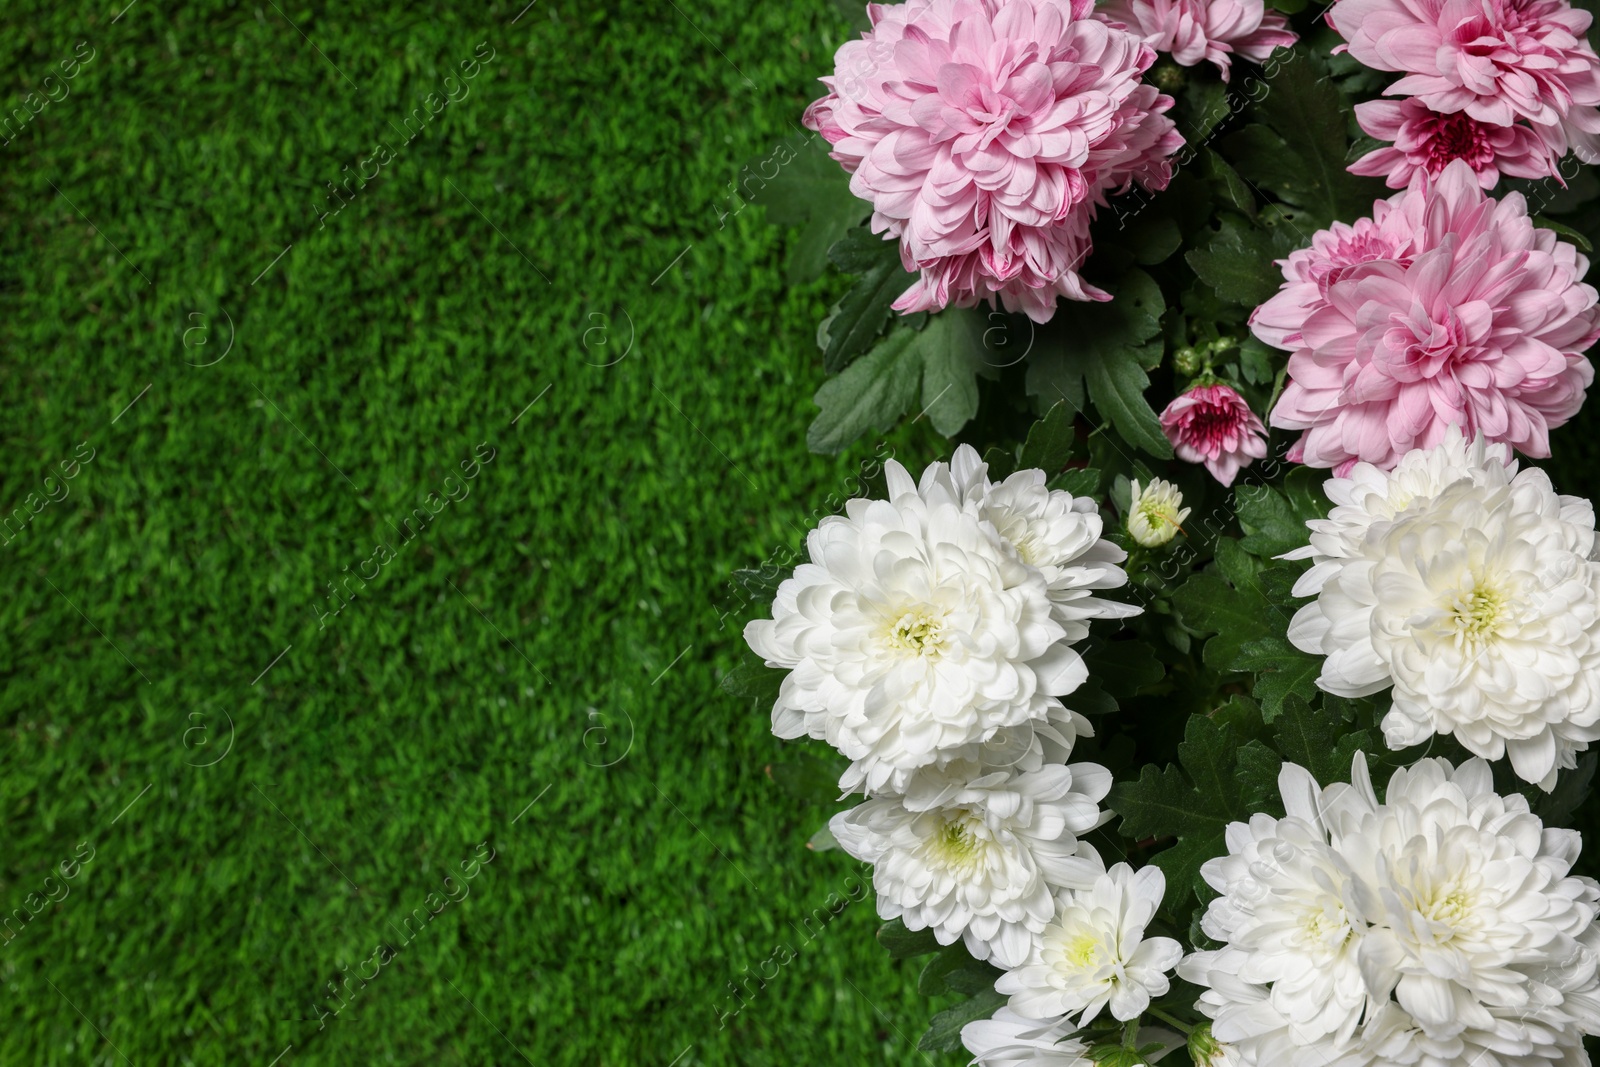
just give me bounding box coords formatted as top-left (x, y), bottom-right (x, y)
top-left (1159, 384), bottom-right (1268, 486)
top-left (745, 449), bottom-right (1137, 795)
top-left (925, 444), bottom-right (1140, 638)
top-left (1328, 0), bottom-right (1600, 163)
top-left (1259, 160), bottom-right (1599, 474)
top-left (1098, 0), bottom-right (1296, 80)
top-left (831, 761), bottom-right (1112, 966)
top-left (1180, 753), bottom-right (1600, 1067)
top-left (1349, 97), bottom-right (1560, 188)
top-left (744, 479), bottom-right (1075, 794)
top-left (996, 861), bottom-right (1183, 1025)
top-left (1288, 437), bottom-right (1600, 789)
top-left (803, 0), bottom-right (1183, 321)
top-left (961, 1008), bottom-right (1095, 1066)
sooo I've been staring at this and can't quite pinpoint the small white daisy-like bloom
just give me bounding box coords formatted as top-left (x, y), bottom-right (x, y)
top-left (1286, 433), bottom-right (1600, 789)
top-left (997, 860), bottom-right (1183, 1026)
top-left (960, 1007), bottom-right (1094, 1067)
top-left (1127, 477), bottom-right (1191, 548)
top-left (932, 444), bottom-right (1141, 639)
top-left (830, 761), bottom-right (1111, 967)
top-left (1180, 753), bottom-right (1600, 1067)
top-left (744, 457), bottom-right (1087, 795)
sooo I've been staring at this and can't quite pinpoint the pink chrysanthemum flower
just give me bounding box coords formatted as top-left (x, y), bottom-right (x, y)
top-left (1248, 200), bottom-right (1421, 350)
top-left (1349, 98), bottom-right (1560, 187)
top-left (1328, 0), bottom-right (1600, 163)
top-left (1260, 160), bottom-right (1600, 474)
top-left (803, 0), bottom-right (1184, 322)
top-left (1159, 384), bottom-right (1269, 485)
top-left (1098, 0), bottom-right (1296, 80)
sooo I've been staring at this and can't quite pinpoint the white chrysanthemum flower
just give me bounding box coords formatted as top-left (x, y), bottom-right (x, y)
top-left (1127, 477), bottom-right (1191, 548)
top-left (1282, 426), bottom-right (1519, 599)
top-left (830, 762), bottom-right (1111, 967)
top-left (960, 1007), bottom-right (1094, 1067)
top-left (1286, 434), bottom-right (1600, 789)
top-left (1180, 753), bottom-right (1600, 1067)
top-left (997, 861), bottom-right (1183, 1025)
top-left (745, 458), bottom-right (1088, 795)
top-left (931, 444), bottom-right (1141, 640)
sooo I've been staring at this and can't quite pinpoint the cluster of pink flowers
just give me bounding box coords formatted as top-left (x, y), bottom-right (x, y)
top-left (1100, 0), bottom-right (1295, 81)
top-left (1332, 0), bottom-right (1600, 188)
top-left (802, 0), bottom-right (1183, 322)
top-left (1255, 160), bottom-right (1599, 473)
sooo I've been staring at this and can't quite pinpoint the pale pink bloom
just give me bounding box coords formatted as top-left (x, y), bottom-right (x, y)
top-left (803, 0), bottom-right (1184, 322)
top-left (1262, 160), bottom-right (1599, 474)
top-left (1350, 97), bottom-right (1560, 187)
top-left (1159, 384), bottom-right (1268, 486)
top-left (1328, 0), bottom-right (1600, 163)
top-left (1248, 200), bottom-right (1421, 350)
top-left (1098, 0), bottom-right (1296, 80)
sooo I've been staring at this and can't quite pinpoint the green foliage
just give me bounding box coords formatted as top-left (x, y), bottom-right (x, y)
top-left (1186, 214), bottom-right (1292, 307)
top-left (755, 134), bottom-right (870, 283)
top-left (809, 306), bottom-right (989, 452)
top-left (818, 229), bottom-right (917, 373)
top-left (1027, 270), bottom-right (1172, 458)
top-left (919, 990), bottom-right (1008, 1053)
top-left (1108, 716), bottom-right (1283, 911)
top-left (1271, 696), bottom-right (1377, 786)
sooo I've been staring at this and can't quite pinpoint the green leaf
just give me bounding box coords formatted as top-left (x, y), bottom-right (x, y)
top-left (1229, 637), bottom-right (1323, 723)
top-left (1238, 335), bottom-right (1275, 385)
top-left (1185, 215), bottom-right (1289, 307)
top-left (918, 989), bottom-right (1007, 1053)
top-left (983, 445), bottom-right (1017, 480)
top-left (1271, 695), bottom-right (1373, 786)
top-left (917, 307), bottom-right (989, 436)
top-left (817, 241), bottom-right (916, 373)
top-left (1084, 349), bottom-right (1172, 459)
top-left (1018, 400), bottom-right (1078, 474)
top-left (918, 943), bottom-right (1003, 996)
top-left (1179, 75), bottom-right (1235, 144)
top-left (809, 327), bottom-right (924, 454)
top-left (1108, 716), bottom-right (1279, 909)
top-left (1051, 467), bottom-right (1101, 498)
top-left (1535, 751), bottom-right (1598, 828)
top-left (1027, 269), bottom-right (1166, 444)
top-left (1084, 640), bottom-right (1164, 698)
top-left (721, 659), bottom-right (786, 705)
top-left (826, 227), bottom-right (899, 273)
top-left (806, 824), bottom-right (839, 852)
top-left (1534, 215), bottom-right (1595, 252)
top-left (1237, 53), bottom-right (1383, 224)
top-left (1171, 549), bottom-right (1278, 671)
top-left (1234, 481), bottom-right (1311, 558)
top-left (765, 752), bottom-right (844, 805)
top-left (876, 918), bottom-right (942, 960)
top-left (752, 135), bottom-right (869, 284)
top-left (1205, 148), bottom-right (1256, 218)
top-left (1124, 213), bottom-right (1183, 266)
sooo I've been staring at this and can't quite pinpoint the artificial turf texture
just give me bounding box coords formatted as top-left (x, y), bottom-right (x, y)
top-left (0, 1), bottom-right (964, 1063)
top-left (8, 3), bottom-right (1600, 1066)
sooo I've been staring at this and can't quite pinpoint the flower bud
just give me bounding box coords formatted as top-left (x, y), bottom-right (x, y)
top-left (1128, 478), bottom-right (1190, 548)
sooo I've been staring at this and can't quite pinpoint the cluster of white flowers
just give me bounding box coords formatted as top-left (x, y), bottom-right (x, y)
top-left (1286, 428), bottom-right (1600, 789)
top-left (745, 446), bottom-right (1170, 979)
top-left (1181, 752), bottom-right (1600, 1067)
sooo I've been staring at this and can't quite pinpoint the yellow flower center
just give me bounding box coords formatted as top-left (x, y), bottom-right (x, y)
top-left (1449, 582), bottom-right (1507, 639)
top-left (887, 610), bottom-right (946, 657)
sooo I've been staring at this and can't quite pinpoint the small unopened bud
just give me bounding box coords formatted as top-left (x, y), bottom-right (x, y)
top-left (1188, 1023), bottom-right (1239, 1067)
top-left (1128, 478), bottom-right (1190, 548)
top-left (1151, 63), bottom-right (1185, 93)
top-left (1172, 346), bottom-right (1203, 376)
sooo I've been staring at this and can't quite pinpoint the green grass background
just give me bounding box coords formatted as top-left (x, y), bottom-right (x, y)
top-left (5, 2), bottom-right (1600, 1066)
top-left (0, 0), bottom-right (962, 1063)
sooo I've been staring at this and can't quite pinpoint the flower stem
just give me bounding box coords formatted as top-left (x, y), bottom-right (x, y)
top-left (1146, 1007), bottom-right (1193, 1035)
